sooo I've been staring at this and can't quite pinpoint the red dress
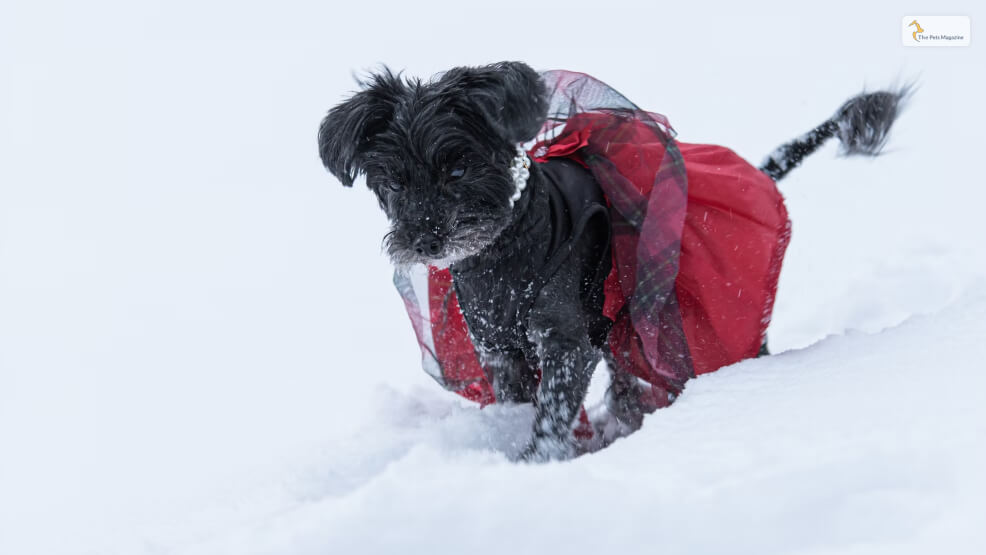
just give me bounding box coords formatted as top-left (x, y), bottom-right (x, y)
top-left (394, 70), bottom-right (791, 427)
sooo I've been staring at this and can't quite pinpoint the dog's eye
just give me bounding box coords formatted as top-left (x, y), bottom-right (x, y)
top-left (448, 167), bottom-right (465, 179)
top-left (385, 181), bottom-right (402, 192)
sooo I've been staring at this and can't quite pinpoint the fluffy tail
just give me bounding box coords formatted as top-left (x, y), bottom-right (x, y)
top-left (759, 86), bottom-right (912, 181)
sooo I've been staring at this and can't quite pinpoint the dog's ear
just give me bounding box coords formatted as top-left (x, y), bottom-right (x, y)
top-left (318, 70), bottom-right (407, 187)
top-left (437, 61), bottom-right (548, 145)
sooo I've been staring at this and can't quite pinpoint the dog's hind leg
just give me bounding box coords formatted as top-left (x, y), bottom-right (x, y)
top-left (589, 353), bottom-right (646, 446)
top-left (605, 365), bottom-right (646, 427)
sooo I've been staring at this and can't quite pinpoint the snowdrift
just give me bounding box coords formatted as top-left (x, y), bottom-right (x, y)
top-left (151, 287), bottom-right (986, 555)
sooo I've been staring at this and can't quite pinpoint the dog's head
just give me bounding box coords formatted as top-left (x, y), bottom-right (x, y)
top-left (318, 62), bottom-right (548, 268)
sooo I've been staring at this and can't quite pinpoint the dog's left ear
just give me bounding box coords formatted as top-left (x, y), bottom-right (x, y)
top-left (437, 61), bottom-right (548, 145)
top-left (318, 69), bottom-right (407, 187)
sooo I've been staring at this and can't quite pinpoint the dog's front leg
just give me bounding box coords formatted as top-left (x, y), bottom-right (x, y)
top-left (520, 272), bottom-right (598, 461)
top-left (478, 348), bottom-right (537, 404)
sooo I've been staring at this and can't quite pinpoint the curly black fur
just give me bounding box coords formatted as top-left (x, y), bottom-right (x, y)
top-left (318, 62), bottom-right (548, 267)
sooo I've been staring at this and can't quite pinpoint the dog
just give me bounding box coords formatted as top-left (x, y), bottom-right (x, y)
top-left (318, 62), bottom-right (906, 460)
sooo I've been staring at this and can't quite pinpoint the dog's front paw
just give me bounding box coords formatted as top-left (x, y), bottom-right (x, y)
top-left (588, 405), bottom-right (643, 449)
top-left (517, 434), bottom-right (577, 463)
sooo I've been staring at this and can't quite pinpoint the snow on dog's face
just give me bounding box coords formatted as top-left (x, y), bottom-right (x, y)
top-left (318, 62), bottom-right (547, 268)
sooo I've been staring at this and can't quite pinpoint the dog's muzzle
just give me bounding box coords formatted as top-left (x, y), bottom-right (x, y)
top-left (413, 233), bottom-right (444, 257)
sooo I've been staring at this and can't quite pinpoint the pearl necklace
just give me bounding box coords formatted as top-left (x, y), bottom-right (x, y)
top-left (508, 145), bottom-right (530, 207)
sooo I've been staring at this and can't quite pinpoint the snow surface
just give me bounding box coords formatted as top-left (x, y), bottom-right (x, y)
top-left (2, 1), bottom-right (986, 554)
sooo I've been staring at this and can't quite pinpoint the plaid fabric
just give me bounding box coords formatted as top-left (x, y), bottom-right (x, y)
top-left (529, 71), bottom-right (694, 409)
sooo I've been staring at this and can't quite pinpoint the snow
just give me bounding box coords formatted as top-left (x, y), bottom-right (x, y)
top-left (172, 292), bottom-right (986, 555)
top-left (2, 1), bottom-right (985, 554)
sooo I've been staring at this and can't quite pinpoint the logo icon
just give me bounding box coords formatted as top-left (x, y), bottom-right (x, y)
top-left (908, 20), bottom-right (924, 42)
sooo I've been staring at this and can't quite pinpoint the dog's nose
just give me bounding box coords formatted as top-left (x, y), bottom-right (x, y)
top-left (413, 233), bottom-right (444, 257)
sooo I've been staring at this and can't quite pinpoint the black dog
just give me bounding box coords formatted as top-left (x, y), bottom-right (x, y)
top-left (318, 62), bottom-right (906, 460)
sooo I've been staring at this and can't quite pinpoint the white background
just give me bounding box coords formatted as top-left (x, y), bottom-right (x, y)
top-left (2, 1), bottom-right (984, 553)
